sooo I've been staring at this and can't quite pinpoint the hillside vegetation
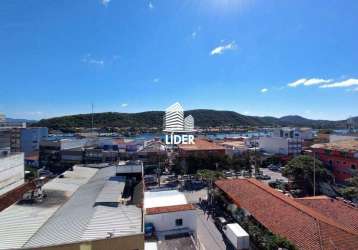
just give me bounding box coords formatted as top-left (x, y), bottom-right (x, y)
top-left (33, 110), bottom-right (354, 130)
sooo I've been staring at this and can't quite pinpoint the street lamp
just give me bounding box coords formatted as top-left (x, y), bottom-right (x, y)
top-left (313, 151), bottom-right (316, 196)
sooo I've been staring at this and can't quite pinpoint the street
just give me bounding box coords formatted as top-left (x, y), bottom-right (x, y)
top-left (195, 209), bottom-right (228, 250)
top-left (260, 167), bottom-right (288, 184)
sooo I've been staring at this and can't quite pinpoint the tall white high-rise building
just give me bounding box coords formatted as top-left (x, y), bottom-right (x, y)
top-left (184, 115), bottom-right (194, 132)
top-left (164, 102), bottom-right (184, 132)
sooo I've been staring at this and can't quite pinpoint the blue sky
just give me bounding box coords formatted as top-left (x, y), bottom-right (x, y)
top-left (1, 0), bottom-right (358, 120)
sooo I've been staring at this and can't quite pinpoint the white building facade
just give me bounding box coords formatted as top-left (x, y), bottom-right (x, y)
top-left (273, 127), bottom-right (314, 140)
top-left (259, 137), bottom-right (302, 155)
top-left (144, 190), bottom-right (197, 236)
top-left (0, 153), bottom-right (24, 196)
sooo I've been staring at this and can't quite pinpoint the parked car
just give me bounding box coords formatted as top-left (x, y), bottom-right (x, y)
top-left (235, 171), bottom-right (242, 176)
top-left (268, 164), bottom-right (281, 171)
top-left (243, 171), bottom-right (251, 177)
top-left (261, 174), bottom-right (271, 180)
top-left (184, 180), bottom-right (206, 190)
top-left (214, 217), bottom-right (228, 230)
top-left (256, 174), bottom-right (271, 180)
top-left (223, 171), bottom-right (233, 177)
top-left (144, 175), bottom-right (158, 185)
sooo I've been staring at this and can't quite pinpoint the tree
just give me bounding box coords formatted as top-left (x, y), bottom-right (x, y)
top-left (283, 155), bottom-right (332, 195)
top-left (340, 177), bottom-right (358, 201)
top-left (262, 155), bottom-right (282, 167)
top-left (196, 169), bottom-right (224, 182)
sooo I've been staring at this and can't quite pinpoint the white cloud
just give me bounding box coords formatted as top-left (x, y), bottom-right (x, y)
top-left (304, 78), bottom-right (332, 86)
top-left (153, 78), bottom-right (160, 83)
top-left (149, 1), bottom-right (154, 9)
top-left (101, 0), bottom-right (110, 7)
top-left (243, 111), bottom-right (250, 115)
top-left (121, 103), bottom-right (128, 107)
top-left (82, 54), bottom-right (104, 65)
top-left (260, 88), bottom-right (268, 93)
top-left (88, 59), bottom-right (104, 65)
top-left (288, 78), bottom-right (307, 87)
top-left (287, 78), bottom-right (331, 87)
top-left (191, 26), bottom-right (201, 39)
top-left (319, 78), bottom-right (358, 88)
top-left (210, 41), bottom-right (237, 56)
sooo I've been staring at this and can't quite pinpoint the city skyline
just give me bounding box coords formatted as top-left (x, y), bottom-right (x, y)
top-left (1, 0), bottom-right (358, 120)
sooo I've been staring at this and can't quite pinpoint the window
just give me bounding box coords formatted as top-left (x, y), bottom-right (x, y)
top-left (175, 219), bottom-right (183, 227)
top-left (352, 165), bottom-right (357, 170)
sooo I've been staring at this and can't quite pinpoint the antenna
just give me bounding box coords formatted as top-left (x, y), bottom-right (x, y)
top-left (91, 103), bottom-right (94, 136)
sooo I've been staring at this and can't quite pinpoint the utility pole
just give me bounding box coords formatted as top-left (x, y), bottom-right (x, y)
top-left (313, 151), bottom-right (316, 196)
top-left (91, 103), bottom-right (94, 137)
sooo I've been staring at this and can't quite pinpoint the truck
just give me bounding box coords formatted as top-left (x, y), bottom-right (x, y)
top-left (223, 223), bottom-right (250, 250)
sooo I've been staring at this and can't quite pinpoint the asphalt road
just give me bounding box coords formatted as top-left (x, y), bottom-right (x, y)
top-left (196, 209), bottom-right (227, 250)
top-left (260, 168), bottom-right (288, 184)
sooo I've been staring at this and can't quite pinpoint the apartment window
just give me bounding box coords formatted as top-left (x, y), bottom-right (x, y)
top-left (352, 165), bottom-right (357, 170)
top-left (175, 219), bottom-right (183, 227)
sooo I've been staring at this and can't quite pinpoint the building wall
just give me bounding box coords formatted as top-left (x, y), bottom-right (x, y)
top-left (145, 210), bottom-right (197, 234)
top-left (259, 137), bottom-right (302, 155)
top-left (179, 149), bottom-right (226, 158)
top-left (20, 128), bottom-right (48, 155)
top-left (259, 137), bottom-right (289, 155)
top-left (0, 128), bottom-right (11, 150)
top-left (0, 153), bottom-right (24, 196)
top-left (273, 128), bottom-right (313, 140)
top-left (10, 128), bottom-right (21, 152)
top-left (312, 148), bottom-right (358, 182)
top-left (23, 234), bottom-right (145, 250)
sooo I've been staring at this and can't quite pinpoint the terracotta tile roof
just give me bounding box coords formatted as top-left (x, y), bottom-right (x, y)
top-left (178, 139), bottom-right (225, 151)
top-left (215, 179), bottom-right (358, 250)
top-left (311, 139), bottom-right (358, 152)
top-left (146, 204), bottom-right (195, 215)
top-left (296, 196), bottom-right (358, 233)
top-left (220, 141), bottom-right (247, 149)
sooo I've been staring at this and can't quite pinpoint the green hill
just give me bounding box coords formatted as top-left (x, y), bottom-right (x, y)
top-left (33, 110), bottom-right (353, 130)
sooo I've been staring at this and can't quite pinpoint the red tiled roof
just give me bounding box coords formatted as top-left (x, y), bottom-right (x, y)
top-left (296, 196), bottom-right (358, 234)
top-left (146, 204), bottom-right (195, 215)
top-left (215, 179), bottom-right (358, 250)
top-left (311, 139), bottom-right (358, 153)
top-left (178, 139), bottom-right (225, 151)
